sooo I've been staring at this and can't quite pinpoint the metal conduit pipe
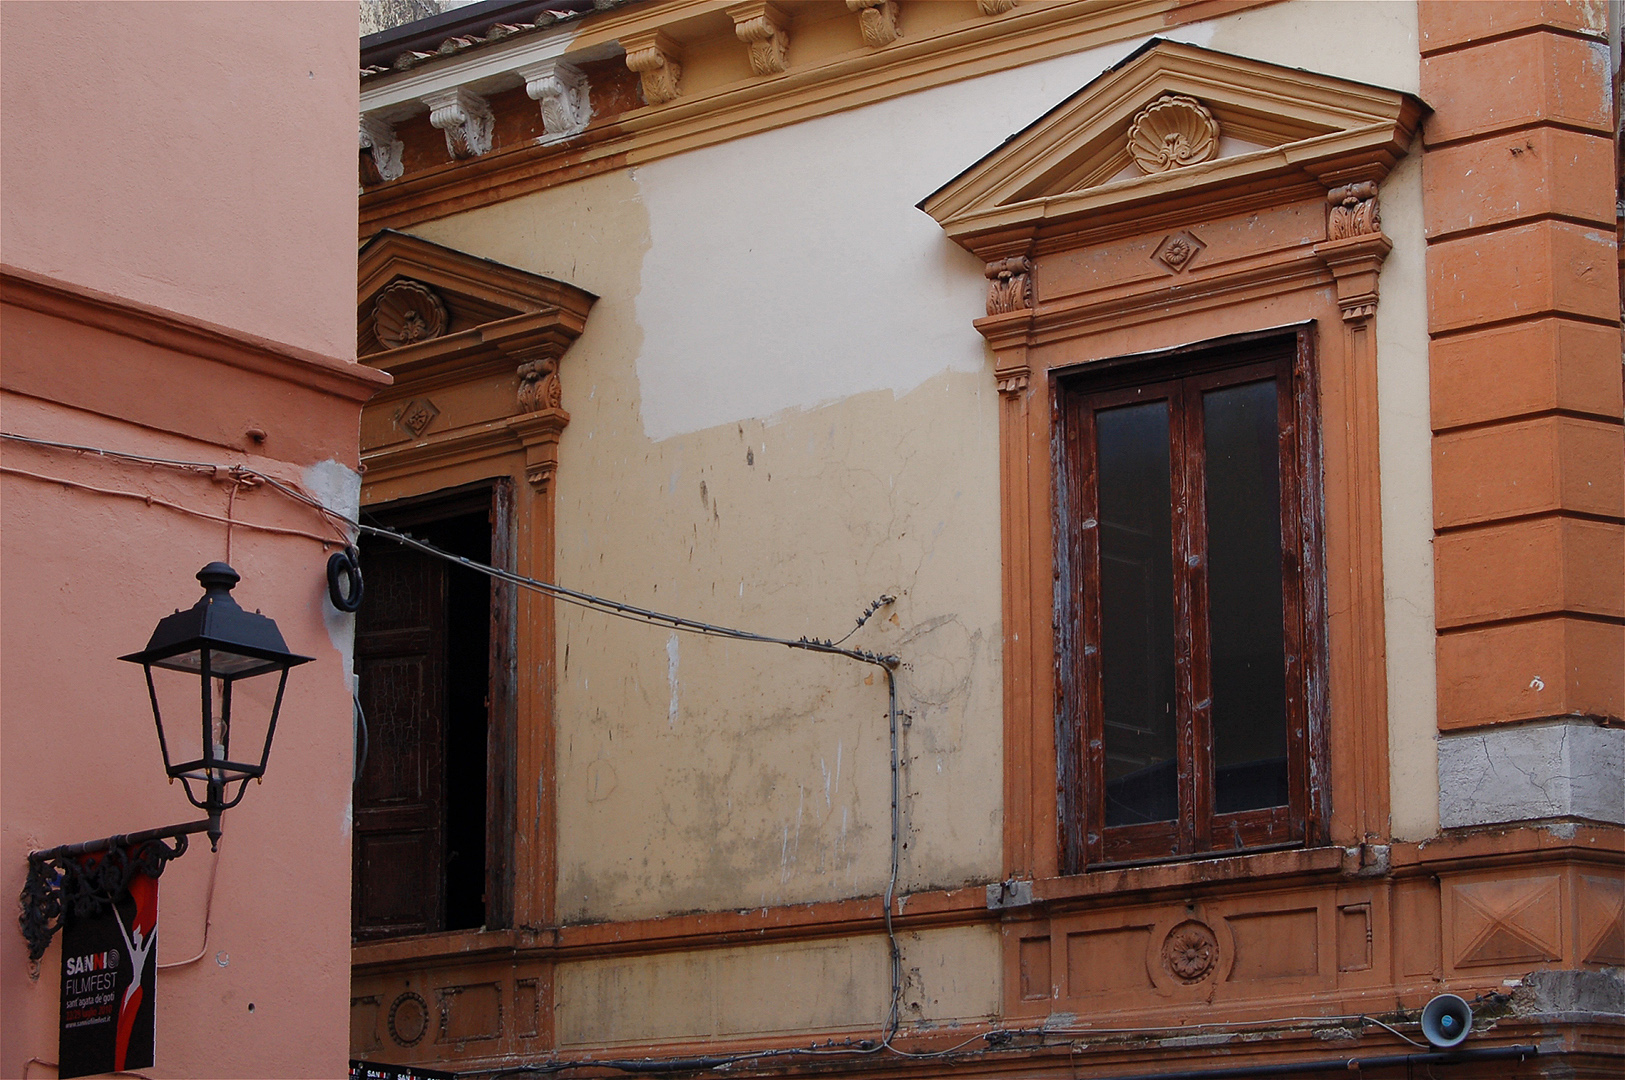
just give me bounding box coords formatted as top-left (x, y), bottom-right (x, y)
top-left (1076, 1043), bottom-right (1538, 1080)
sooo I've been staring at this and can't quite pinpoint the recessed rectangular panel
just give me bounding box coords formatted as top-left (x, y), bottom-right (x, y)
top-left (1096, 400), bottom-right (1178, 827)
top-left (1227, 908), bottom-right (1319, 980)
top-left (1019, 936), bottom-right (1051, 1000)
top-left (358, 831), bottom-right (437, 925)
top-left (1066, 927), bottom-right (1155, 995)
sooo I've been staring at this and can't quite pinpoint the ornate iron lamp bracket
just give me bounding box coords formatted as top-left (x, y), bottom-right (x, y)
top-left (18, 816), bottom-right (214, 964)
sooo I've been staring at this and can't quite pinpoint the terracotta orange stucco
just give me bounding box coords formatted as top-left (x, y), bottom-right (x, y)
top-left (1420, 2), bottom-right (1623, 732)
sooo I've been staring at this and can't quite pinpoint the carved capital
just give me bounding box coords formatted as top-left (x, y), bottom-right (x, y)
top-left (977, 0), bottom-right (1016, 13)
top-left (359, 114), bottom-right (404, 183)
top-left (622, 31), bottom-right (683, 106)
top-left (1128, 94), bottom-right (1219, 174)
top-left (846, 0), bottom-right (900, 49)
top-left (985, 256), bottom-right (1035, 316)
top-left (1314, 232), bottom-right (1393, 323)
top-left (1327, 181), bottom-right (1381, 240)
top-left (516, 355), bottom-right (563, 413)
top-left (508, 410), bottom-right (570, 492)
top-left (728, 2), bottom-right (790, 76)
top-left (518, 59), bottom-right (590, 141)
top-left (421, 87), bottom-right (494, 159)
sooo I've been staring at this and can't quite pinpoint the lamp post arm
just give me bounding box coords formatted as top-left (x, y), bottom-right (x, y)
top-left (18, 816), bottom-right (217, 965)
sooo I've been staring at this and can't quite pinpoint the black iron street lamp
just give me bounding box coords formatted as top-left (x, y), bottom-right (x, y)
top-left (18, 562), bottom-right (312, 963)
top-left (119, 561), bottom-right (313, 846)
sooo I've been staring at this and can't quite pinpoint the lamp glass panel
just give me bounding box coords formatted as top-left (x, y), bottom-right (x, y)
top-left (151, 648), bottom-right (282, 678)
top-left (145, 662), bottom-right (282, 777)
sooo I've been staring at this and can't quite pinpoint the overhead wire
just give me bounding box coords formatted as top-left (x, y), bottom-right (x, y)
top-left (4, 430), bottom-right (1442, 1076)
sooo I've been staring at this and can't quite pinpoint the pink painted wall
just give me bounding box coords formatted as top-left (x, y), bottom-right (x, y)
top-left (0, 1), bottom-right (361, 361)
top-left (1, 3), bottom-right (379, 1076)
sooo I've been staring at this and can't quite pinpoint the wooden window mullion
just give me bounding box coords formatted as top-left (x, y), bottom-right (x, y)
top-left (1168, 380), bottom-right (1199, 856)
top-left (1179, 378), bottom-right (1217, 854)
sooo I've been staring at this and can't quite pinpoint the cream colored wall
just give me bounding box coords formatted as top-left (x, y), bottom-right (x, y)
top-left (407, 4), bottom-right (1437, 1030)
top-left (556, 925), bottom-right (1000, 1047)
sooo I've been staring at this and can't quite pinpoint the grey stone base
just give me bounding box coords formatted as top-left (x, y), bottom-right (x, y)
top-left (1437, 719), bottom-right (1624, 829)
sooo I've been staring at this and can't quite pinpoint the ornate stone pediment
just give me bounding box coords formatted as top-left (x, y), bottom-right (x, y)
top-left (919, 39), bottom-right (1426, 250)
top-left (358, 230), bottom-right (595, 366)
top-left (357, 230), bottom-right (596, 489)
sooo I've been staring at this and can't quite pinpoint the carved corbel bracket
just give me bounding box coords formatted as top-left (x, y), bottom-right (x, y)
top-left (360, 114), bottom-right (405, 183)
top-left (518, 59), bottom-right (591, 141)
top-left (622, 31), bottom-right (683, 106)
top-left (985, 256), bottom-right (1035, 316)
top-left (1314, 232), bottom-right (1393, 323)
top-left (508, 410), bottom-right (570, 491)
top-left (728, 2), bottom-right (790, 76)
top-left (1327, 181), bottom-right (1381, 240)
top-left (846, 0), bottom-right (900, 49)
top-left (422, 88), bottom-right (494, 160)
top-left (977, 0), bottom-right (1016, 13)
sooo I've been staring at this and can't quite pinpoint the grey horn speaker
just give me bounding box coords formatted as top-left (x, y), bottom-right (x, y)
top-left (1420, 993), bottom-right (1473, 1049)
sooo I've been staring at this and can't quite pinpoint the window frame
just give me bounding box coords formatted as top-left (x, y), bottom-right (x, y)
top-left (1052, 325), bottom-right (1328, 873)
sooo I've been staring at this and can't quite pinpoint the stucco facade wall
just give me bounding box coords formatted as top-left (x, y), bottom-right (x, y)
top-left (406, 0), bottom-right (1434, 929)
top-left (1, 3), bottom-right (376, 1076)
top-left (0, 1), bottom-right (361, 362)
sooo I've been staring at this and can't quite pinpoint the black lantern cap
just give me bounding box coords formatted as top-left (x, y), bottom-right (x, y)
top-left (119, 562), bottom-right (314, 677)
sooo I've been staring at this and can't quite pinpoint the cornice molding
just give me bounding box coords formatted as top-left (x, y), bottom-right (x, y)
top-left (1, 265), bottom-right (389, 402)
top-left (357, 0), bottom-right (1279, 236)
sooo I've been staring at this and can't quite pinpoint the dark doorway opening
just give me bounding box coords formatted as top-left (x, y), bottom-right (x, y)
top-left (352, 482), bottom-right (511, 941)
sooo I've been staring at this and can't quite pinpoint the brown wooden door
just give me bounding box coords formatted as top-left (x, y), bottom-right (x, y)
top-left (352, 541), bottom-right (446, 940)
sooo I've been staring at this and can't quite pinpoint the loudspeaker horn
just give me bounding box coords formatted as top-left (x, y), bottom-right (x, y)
top-left (1419, 993), bottom-right (1473, 1049)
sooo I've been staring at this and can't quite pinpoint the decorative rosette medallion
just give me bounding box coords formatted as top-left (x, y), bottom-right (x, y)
top-left (1128, 95), bottom-right (1220, 175)
top-left (1161, 920), bottom-right (1220, 982)
top-left (374, 279), bottom-right (448, 348)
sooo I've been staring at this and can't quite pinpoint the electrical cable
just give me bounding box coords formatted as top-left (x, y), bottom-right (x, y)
top-left (8, 431), bottom-right (1450, 1075)
top-left (2, 430), bottom-right (915, 1059)
top-left (156, 843), bottom-right (221, 970)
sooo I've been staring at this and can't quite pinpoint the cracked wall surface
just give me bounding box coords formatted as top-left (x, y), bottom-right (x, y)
top-left (1438, 718), bottom-right (1625, 827)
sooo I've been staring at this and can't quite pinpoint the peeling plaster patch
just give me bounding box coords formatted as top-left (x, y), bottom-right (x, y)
top-left (666, 631), bottom-right (680, 726)
top-left (1438, 720), bottom-right (1625, 827)
top-left (630, 36), bottom-right (1169, 442)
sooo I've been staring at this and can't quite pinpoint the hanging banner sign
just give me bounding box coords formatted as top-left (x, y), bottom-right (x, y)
top-left (350, 1061), bottom-right (455, 1080)
top-left (58, 869), bottom-right (158, 1079)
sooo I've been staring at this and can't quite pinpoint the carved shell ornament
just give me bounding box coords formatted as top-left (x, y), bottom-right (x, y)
top-left (1128, 95), bottom-right (1220, 175)
top-left (374, 279), bottom-right (448, 348)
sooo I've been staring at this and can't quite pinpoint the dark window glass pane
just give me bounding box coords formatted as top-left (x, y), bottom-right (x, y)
top-left (1203, 379), bottom-right (1289, 814)
top-left (1096, 400), bottom-right (1178, 826)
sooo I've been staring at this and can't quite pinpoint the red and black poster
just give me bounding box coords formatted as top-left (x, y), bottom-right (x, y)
top-left (59, 870), bottom-right (158, 1079)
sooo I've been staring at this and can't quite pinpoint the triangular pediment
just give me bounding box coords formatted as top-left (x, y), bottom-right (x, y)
top-left (357, 230), bottom-right (596, 360)
top-left (921, 39), bottom-right (1425, 248)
